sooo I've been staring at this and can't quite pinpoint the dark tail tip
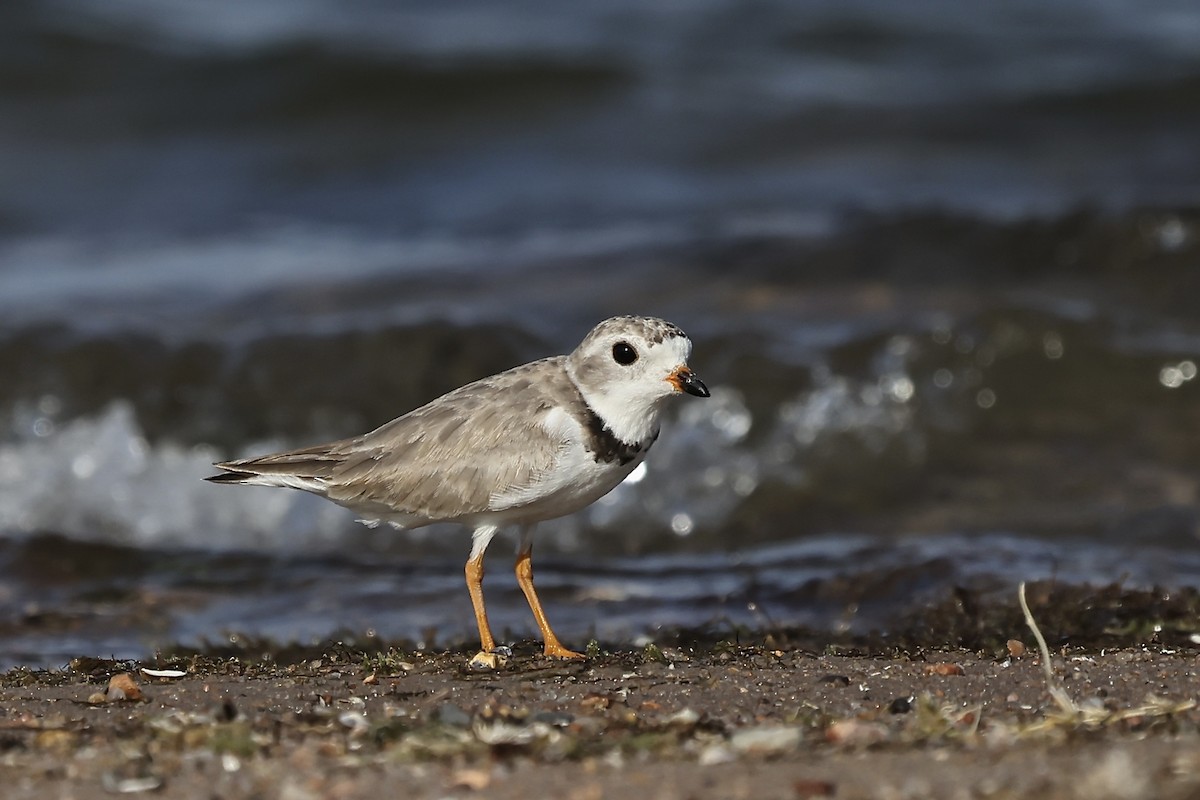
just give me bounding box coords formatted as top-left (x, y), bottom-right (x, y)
top-left (205, 470), bottom-right (255, 484)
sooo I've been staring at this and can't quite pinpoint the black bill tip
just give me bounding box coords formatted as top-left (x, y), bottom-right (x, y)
top-left (680, 368), bottom-right (710, 398)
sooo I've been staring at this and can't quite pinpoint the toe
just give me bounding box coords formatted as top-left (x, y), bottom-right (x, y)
top-left (543, 642), bottom-right (586, 660)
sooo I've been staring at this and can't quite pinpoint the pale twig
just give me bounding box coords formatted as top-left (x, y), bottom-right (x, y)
top-left (1018, 582), bottom-right (1079, 715)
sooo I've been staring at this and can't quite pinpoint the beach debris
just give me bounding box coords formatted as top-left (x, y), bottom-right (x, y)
top-left (661, 708), bottom-right (701, 729)
top-left (337, 710), bottom-right (370, 737)
top-left (1019, 582), bottom-right (1079, 715)
top-left (530, 709), bottom-right (575, 727)
top-left (89, 673), bottom-right (143, 704)
top-left (580, 693), bottom-right (612, 712)
top-left (473, 706), bottom-right (554, 747)
top-left (450, 768), bottom-right (492, 791)
top-left (70, 657), bottom-right (135, 675)
top-left (818, 674), bottom-right (851, 686)
top-left (101, 774), bottom-right (163, 794)
top-left (824, 718), bottom-right (889, 747)
top-left (924, 662), bottom-right (964, 676)
top-left (641, 643), bottom-right (668, 664)
top-left (32, 729), bottom-right (77, 753)
top-left (698, 743), bottom-right (736, 765)
top-left (730, 724), bottom-right (803, 755)
top-left (361, 647), bottom-right (414, 675)
top-left (140, 667), bottom-right (187, 679)
top-left (904, 695), bottom-right (982, 742)
top-left (468, 652), bottom-right (503, 670)
top-left (468, 647), bottom-right (510, 671)
top-left (473, 717), bottom-right (554, 747)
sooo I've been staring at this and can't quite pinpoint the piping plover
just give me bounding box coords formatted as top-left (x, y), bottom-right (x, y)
top-left (206, 315), bottom-right (709, 661)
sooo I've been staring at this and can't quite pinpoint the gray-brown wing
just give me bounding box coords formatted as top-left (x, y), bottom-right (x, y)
top-left (214, 357), bottom-right (579, 521)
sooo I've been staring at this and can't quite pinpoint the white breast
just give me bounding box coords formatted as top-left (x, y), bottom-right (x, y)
top-left (486, 405), bottom-right (644, 523)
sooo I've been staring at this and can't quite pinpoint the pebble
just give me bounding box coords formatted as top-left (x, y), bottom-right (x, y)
top-left (105, 673), bottom-right (143, 702)
top-left (924, 663), bottom-right (965, 676)
top-left (698, 744), bottom-right (736, 765)
top-left (468, 651), bottom-right (508, 670)
top-left (825, 719), bottom-right (890, 747)
top-left (730, 725), bottom-right (803, 755)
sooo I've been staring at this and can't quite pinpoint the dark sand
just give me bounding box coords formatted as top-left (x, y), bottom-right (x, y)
top-left (5, 583), bottom-right (1200, 800)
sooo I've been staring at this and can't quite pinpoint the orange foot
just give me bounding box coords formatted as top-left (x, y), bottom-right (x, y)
top-left (543, 641), bottom-right (586, 660)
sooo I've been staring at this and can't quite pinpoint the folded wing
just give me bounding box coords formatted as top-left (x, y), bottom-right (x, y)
top-left (206, 357), bottom-right (578, 524)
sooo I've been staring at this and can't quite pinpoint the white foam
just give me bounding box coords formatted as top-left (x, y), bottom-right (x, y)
top-left (0, 371), bottom-right (926, 553)
top-left (0, 395), bottom-right (762, 553)
top-left (0, 402), bottom-right (350, 550)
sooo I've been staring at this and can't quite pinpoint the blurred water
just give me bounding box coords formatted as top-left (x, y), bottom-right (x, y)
top-left (2, 0), bottom-right (1200, 665)
top-left (5, 527), bottom-right (1200, 670)
top-left (4, 0), bottom-right (1200, 318)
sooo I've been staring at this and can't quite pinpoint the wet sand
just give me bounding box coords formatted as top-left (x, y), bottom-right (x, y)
top-left (4, 584), bottom-right (1200, 800)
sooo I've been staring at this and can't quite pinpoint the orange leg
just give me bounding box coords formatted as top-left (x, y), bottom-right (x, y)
top-left (515, 547), bottom-right (584, 659)
top-left (465, 553), bottom-right (496, 654)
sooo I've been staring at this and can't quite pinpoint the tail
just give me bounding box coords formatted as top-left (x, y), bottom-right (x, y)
top-left (205, 447), bottom-right (345, 493)
top-left (204, 469), bottom-right (260, 484)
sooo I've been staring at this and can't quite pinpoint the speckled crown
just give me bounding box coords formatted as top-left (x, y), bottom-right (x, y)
top-left (580, 316), bottom-right (687, 347)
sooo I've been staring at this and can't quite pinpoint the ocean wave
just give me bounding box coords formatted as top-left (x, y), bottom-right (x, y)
top-left (0, 371), bottom-right (920, 555)
top-left (0, 391), bottom-right (761, 554)
top-left (3, 251), bottom-right (1199, 558)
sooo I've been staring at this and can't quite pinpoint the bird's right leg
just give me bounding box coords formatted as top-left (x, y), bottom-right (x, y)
top-left (465, 553), bottom-right (494, 653)
top-left (465, 526), bottom-right (500, 665)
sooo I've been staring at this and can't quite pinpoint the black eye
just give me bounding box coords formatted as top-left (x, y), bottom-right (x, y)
top-left (612, 341), bottom-right (638, 365)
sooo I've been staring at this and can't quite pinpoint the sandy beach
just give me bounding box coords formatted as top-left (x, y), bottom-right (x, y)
top-left (4, 583), bottom-right (1200, 800)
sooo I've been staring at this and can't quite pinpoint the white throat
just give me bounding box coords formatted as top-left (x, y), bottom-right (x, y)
top-left (576, 383), bottom-right (666, 445)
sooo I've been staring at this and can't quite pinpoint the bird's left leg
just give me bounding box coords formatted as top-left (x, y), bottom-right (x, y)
top-left (514, 524), bottom-right (584, 659)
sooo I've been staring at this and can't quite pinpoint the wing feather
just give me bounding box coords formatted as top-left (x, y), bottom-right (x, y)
top-left (210, 356), bottom-right (581, 523)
